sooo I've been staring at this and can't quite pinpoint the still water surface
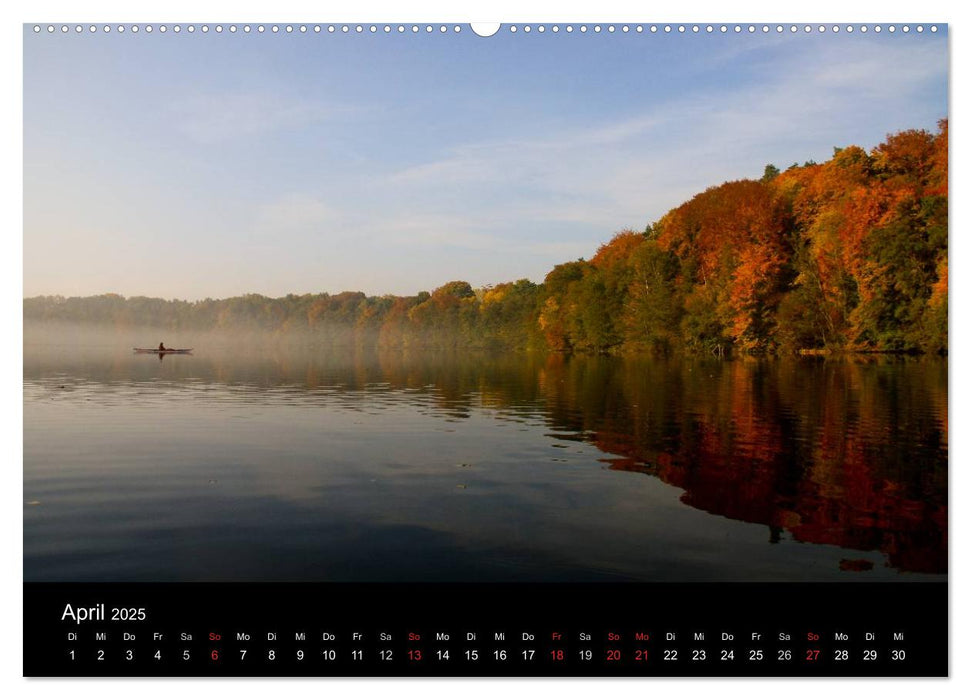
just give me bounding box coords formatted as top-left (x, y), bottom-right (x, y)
top-left (24, 342), bottom-right (947, 581)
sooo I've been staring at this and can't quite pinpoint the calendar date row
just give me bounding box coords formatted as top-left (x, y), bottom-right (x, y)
top-left (66, 644), bottom-right (909, 665)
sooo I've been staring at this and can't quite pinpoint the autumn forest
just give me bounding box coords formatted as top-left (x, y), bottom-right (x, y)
top-left (24, 122), bottom-right (948, 356)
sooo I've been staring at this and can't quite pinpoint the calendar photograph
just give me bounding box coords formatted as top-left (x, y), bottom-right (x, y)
top-left (22, 19), bottom-right (949, 679)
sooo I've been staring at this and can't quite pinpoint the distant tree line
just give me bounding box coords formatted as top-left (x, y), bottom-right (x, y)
top-left (24, 121), bottom-right (947, 355)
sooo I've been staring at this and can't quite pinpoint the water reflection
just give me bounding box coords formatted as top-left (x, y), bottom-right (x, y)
top-left (24, 343), bottom-right (946, 581)
top-left (536, 356), bottom-right (947, 575)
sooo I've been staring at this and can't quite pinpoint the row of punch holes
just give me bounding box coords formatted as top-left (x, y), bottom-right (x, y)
top-left (32, 24), bottom-right (940, 36)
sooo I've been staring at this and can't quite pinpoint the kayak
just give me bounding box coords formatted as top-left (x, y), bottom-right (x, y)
top-left (133, 348), bottom-right (193, 354)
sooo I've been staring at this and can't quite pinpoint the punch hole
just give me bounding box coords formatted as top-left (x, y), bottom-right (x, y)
top-left (930, 25), bottom-right (938, 32)
top-left (32, 25), bottom-right (39, 33)
top-left (117, 25), bottom-right (124, 33)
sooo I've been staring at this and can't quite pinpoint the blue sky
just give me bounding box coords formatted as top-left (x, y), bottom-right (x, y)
top-left (23, 24), bottom-right (948, 300)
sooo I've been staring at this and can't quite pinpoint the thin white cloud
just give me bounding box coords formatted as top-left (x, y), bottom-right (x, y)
top-left (255, 193), bottom-right (340, 233)
top-left (810, 39), bottom-right (946, 95)
top-left (171, 92), bottom-right (341, 144)
top-left (368, 214), bottom-right (501, 251)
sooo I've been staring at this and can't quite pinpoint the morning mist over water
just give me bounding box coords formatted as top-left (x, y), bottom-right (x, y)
top-left (24, 322), bottom-right (946, 582)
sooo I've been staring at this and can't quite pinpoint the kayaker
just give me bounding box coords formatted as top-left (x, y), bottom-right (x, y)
top-left (158, 342), bottom-right (167, 352)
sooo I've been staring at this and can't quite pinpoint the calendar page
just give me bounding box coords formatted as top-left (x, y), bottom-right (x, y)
top-left (22, 15), bottom-right (948, 678)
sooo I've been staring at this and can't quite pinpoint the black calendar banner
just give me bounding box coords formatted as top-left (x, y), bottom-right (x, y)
top-left (24, 582), bottom-right (947, 677)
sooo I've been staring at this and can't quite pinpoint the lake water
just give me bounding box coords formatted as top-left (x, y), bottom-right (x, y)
top-left (23, 340), bottom-right (947, 582)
